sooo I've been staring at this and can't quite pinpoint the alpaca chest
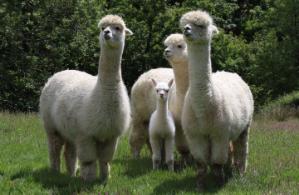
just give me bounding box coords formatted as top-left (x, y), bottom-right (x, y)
top-left (81, 91), bottom-right (130, 140)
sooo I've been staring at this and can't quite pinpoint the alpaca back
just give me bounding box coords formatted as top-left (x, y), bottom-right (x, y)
top-left (40, 70), bottom-right (96, 140)
top-left (131, 68), bottom-right (173, 122)
top-left (211, 71), bottom-right (254, 138)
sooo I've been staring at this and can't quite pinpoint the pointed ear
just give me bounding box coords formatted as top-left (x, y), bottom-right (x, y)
top-left (125, 28), bottom-right (133, 36)
top-left (168, 79), bottom-right (174, 87)
top-left (211, 25), bottom-right (219, 36)
top-left (151, 79), bottom-right (157, 86)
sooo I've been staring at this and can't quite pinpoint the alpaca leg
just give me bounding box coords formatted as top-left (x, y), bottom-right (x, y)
top-left (175, 126), bottom-right (191, 166)
top-left (165, 137), bottom-right (175, 171)
top-left (224, 142), bottom-right (234, 179)
top-left (46, 131), bottom-right (64, 172)
top-left (233, 127), bottom-right (249, 175)
top-left (211, 136), bottom-right (230, 185)
top-left (64, 141), bottom-right (77, 176)
top-left (129, 120), bottom-right (148, 158)
top-left (77, 137), bottom-right (97, 182)
top-left (150, 136), bottom-right (162, 170)
top-left (186, 135), bottom-right (209, 191)
top-left (98, 138), bottom-right (118, 182)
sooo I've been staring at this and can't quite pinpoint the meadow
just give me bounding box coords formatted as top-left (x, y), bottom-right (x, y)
top-left (0, 112), bottom-right (299, 194)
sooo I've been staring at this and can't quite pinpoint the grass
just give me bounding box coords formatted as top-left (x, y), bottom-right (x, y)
top-left (259, 91), bottom-right (299, 121)
top-left (0, 112), bottom-right (299, 194)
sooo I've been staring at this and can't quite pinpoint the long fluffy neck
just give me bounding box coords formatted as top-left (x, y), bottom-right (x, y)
top-left (156, 98), bottom-right (169, 117)
top-left (171, 60), bottom-right (189, 94)
top-left (97, 44), bottom-right (124, 88)
top-left (188, 41), bottom-right (212, 94)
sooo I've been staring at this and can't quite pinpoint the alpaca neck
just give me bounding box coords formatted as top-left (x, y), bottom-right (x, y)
top-left (156, 99), bottom-right (169, 118)
top-left (188, 42), bottom-right (212, 94)
top-left (171, 60), bottom-right (189, 95)
top-left (97, 45), bottom-right (123, 87)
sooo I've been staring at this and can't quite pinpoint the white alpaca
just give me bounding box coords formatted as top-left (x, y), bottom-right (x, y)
top-left (180, 10), bottom-right (254, 188)
top-left (39, 15), bottom-right (133, 182)
top-left (129, 34), bottom-right (190, 161)
top-left (129, 67), bottom-right (173, 157)
top-left (149, 79), bottom-right (175, 171)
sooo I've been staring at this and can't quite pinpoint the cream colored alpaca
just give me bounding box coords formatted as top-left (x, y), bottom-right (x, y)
top-left (39, 15), bottom-right (133, 182)
top-left (149, 79), bottom-right (175, 171)
top-left (180, 10), bottom-right (254, 189)
top-left (129, 34), bottom-right (190, 161)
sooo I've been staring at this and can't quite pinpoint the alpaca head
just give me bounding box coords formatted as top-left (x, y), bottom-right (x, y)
top-left (163, 33), bottom-right (188, 65)
top-left (180, 10), bottom-right (218, 44)
top-left (98, 15), bottom-right (133, 49)
top-left (151, 79), bottom-right (174, 102)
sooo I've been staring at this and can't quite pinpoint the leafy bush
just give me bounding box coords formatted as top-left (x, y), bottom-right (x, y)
top-left (0, 0), bottom-right (298, 111)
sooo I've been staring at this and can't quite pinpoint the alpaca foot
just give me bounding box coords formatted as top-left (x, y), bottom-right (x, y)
top-left (211, 164), bottom-right (225, 186)
top-left (234, 160), bottom-right (246, 176)
top-left (166, 160), bottom-right (174, 171)
top-left (153, 159), bottom-right (161, 170)
top-left (100, 162), bottom-right (110, 183)
top-left (132, 148), bottom-right (140, 159)
top-left (81, 161), bottom-right (97, 182)
top-left (196, 162), bottom-right (207, 192)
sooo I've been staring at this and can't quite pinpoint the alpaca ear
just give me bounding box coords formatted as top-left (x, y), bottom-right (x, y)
top-left (168, 79), bottom-right (174, 87)
top-left (125, 28), bottom-right (133, 36)
top-left (211, 25), bottom-right (219, 35)
top-left (151, 79), bottom-right (157, 86)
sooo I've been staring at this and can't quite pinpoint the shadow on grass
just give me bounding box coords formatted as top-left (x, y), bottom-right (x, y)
top-left (114, 157), bottom-right (152, 178)
top-left (153, 173), bottom-right (228, 194)
top-left (10, 167), bottom-right (99, 195)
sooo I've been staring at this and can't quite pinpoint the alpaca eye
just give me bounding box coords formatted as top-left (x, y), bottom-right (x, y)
top-left (101, 27), bottom-right (105, 31)
top-left (115, 26), bottom-right (121, 31)
top-left (196, 24), bottom-right (205, 29)
top-left (177, 45), bottom-right (182, 49)
top-left (156, 89), bottom-right (159, 93)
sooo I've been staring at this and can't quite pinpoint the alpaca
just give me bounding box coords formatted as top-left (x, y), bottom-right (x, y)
top-left (180, 10), bottom-right (254, 188)
top-left (129, 67), bottom-right (173, 157)
top-left (129, 34), bottom-right (190, 162)
top-left (149, 79), bottom-right (175, 171)
top-left (39, 15), bottom-right (133, 182)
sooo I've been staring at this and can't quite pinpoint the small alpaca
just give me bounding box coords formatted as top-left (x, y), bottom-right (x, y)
top-left (39, 15), bottom-right (133, 182)
top-left (149, 79), bottom-right (175, 171)
top-left (180, 10), bottom-right (254, 189)
top-left (129, 34), bottom-right (190, 163)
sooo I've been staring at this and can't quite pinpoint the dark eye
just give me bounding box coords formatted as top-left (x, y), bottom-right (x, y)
top-left (177, 45), bottom-right (182, 49)
top-left (156, 89), bottom-right (159, 93)
top-left (115, 26), bottom-right (121, 31)
top-left (195, 24), bottom-right (205, 28)
top-left (165, 89), bottom-right (169, 92)
top-left (101, 27), bottom-right (105, 31)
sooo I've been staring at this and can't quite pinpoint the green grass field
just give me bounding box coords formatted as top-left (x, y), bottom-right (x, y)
top-left (0, 112), bottom-right (299, 194)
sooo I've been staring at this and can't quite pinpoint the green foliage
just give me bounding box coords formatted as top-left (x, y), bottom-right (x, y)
top-left (0, 0), bottom-right (298, 111)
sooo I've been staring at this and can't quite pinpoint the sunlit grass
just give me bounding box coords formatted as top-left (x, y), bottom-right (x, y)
top-left (0, 112), bottom-right (298, 194)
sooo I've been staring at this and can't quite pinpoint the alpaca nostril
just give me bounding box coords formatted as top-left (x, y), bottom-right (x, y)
top-left (184, 26), bottom-right (191, 31)
top-left (164, 49), bottom-right (171, 57)
top-left (183, 26), bottom-right (192, 36)
top-left (104, 30), bottom-right (110, 35)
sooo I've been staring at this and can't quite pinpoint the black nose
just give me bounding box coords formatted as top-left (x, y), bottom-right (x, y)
top-left (184, 26), bottom-right (191, 31)
top-left (183, 26), bottom-right (191, 36)
top-left (164, 49), bottom-right (171, 56)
